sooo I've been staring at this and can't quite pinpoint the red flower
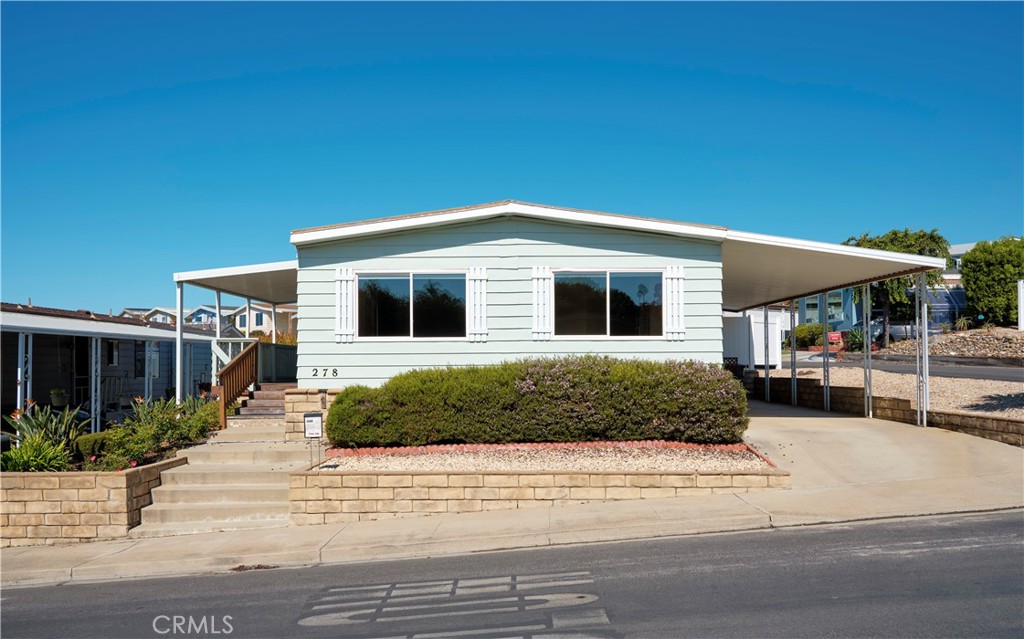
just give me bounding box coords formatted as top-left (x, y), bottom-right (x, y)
top-left (130, 460), bottom-right (138, 467)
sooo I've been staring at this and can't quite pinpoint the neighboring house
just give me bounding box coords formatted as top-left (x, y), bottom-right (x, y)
top-left (119, 305), bottom-right (245, 335)
top-left (229, 303), bottom-right (298, 336)
top-left (1, 303), bottom-right (215, 429)
top-left (172, 200), bottom-right (945, 395)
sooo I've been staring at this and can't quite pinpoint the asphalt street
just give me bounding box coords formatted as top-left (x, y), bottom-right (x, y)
top-left (3, 510), bottom-right (1022, 639)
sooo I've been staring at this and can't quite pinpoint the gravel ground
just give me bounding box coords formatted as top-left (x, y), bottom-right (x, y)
top-left (768, 367), bottom-right (1024, 418)
top-left (317, 446), bottom-right (773, 473)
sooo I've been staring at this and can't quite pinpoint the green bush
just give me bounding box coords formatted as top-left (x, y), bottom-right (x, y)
top-left (74, 432), bottom-right (111, 458)
top-left (793, 323), bottom-right (823, 348)
top-left (1, 434), bottom-right (71, 472)
top-left (842, 329), bottom-right (864, 353)
top-left (84, 397), bottom-right (218, 470)
top-left (326, 356), bottom-right (748, 448)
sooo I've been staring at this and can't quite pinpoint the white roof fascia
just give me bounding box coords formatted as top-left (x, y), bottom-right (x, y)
top-left (290, 202), bottom-right (728, 247)
top-left (173, 260), bottom-right (298, 283)
top-left (725, 230), bottom-right (947, 269)
top-left (0, 312), bottom-right (216, 342)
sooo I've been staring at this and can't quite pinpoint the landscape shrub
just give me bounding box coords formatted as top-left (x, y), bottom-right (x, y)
top-left (2, 404), bottom-right (91, 450)
top-left (86, 396), bottom-right (218, 470)
top-left (326, 356), bottom-right (748, 448)
top-left (0, 433), bottom-right (71, 472)
top-left (74, 432), bottom-right (111, 458)
top-left (793, 323), bottom-right (823, 348)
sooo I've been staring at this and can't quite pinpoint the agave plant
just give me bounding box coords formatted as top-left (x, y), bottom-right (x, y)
top-left (954, 316), bottom-right (973, 332)
top-left (3, 404), bottom-right (91, 449)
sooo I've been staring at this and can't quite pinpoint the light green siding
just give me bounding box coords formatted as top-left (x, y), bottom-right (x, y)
top-left (296, 217), bottom-right (723, 388)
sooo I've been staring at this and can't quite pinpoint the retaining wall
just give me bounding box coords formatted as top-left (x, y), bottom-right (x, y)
top-left (746, 375), bottom-right (1023, 447)
top-left (289, 469), bottom-right (791, 525)
top-left (0, 457), bottom-right (187, 547)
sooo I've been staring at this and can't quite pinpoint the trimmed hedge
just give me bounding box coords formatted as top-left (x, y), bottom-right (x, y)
top-left (326, 356), bottom-right (749, 448)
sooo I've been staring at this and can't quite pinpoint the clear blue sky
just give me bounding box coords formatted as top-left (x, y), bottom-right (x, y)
top-left (3, 2), bottom-right (1021, 312)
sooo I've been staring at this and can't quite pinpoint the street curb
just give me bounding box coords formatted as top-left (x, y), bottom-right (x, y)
top-left (4, 506), bottom-right (1021, 589)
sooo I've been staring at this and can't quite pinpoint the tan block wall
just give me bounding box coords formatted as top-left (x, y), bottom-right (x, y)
top-left (747, 376), bottom-right (1023, 447)
top-left (1, 457), bottom-right (187, 547)
top-left (289, 470), bottom-right (791, 525)
top-left (285, 388), bottom-right (343, 442)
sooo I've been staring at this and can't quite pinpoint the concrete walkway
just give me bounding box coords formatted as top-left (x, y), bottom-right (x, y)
top-left (3, 401), bottom-right (1022, 588)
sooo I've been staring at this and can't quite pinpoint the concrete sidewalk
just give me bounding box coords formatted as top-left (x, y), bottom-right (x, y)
top-left (3, 401), bottom-right (1022, 588)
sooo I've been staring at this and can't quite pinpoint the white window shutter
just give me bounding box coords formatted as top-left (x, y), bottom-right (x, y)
top-left (532, 266), bottom-right (553, 341)
top-left (467, 267), bottom-right (488, 342)
top-left (665, 265), bottom-right (685, 341)
top-left (335, 268), bottom-right (355, 343)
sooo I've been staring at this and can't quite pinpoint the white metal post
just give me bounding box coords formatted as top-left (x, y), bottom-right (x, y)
top-left (921, 273), bottom-right (930, 427)
top-left (863, 284), bottom-right (873, 418)
top-left (25, 334), bottom-right (33, 407)
top-left (90, 337), bottom-right (101, 433)
top-left (763, 305), bottom-right (770, 402)
top-left (1018, 280), bottom-right (1023, 331)
top-left (914, 278), bottom-right (922, 425)
top-left (215, 291), bottom-right (222, 340)
top-left (245, 298), bottom-right (252, 338)
top-left (820, 293), bottom-right (830, 412)
top-left (743, 311), bottom-right (754, 372)
top-left (790, 300), bottom-right (797, 406)
top-left (271, 303), bottom-right (278, 344)
top-left (175, 282), bottom-right (184, 405)
top-left (15, 332), bottom-right (26, 411)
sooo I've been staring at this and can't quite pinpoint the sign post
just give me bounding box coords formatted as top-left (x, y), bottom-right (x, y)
top-left (304, 412), bottom-right (323, 468)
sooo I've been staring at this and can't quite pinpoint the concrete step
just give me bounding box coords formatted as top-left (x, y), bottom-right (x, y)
top-left (250, 390), bottom-right (286, 400)
top-left (139, 502), bottom-right (289, 525)
top-left (257, 383), bottom-right (297, 391)
top-left (227, 412), bottom-right (284, 420)
top-left (224, 416), bottom-right (283, 427)
top-left (159, 465), bottom-right (295, 486)
top-left (236, 406), bottom-right (285, 416)
top-left (128, 519), bottom-right (288, 539)
top-left (241, 398), bottom-right (284, 408)
top-left (149, 484), bottom-right (289, 504)
top-left (178, 443), bottom-right (314, 465)
top-left (210, 425), bottom-right (286, 443)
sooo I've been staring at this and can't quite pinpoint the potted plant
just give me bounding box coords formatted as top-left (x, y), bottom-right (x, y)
top-left (49, 387), bottom-right (68, 408)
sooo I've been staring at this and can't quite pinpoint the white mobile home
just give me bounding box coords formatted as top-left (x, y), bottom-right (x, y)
top-left (172, 200), bottom-right (945, 412)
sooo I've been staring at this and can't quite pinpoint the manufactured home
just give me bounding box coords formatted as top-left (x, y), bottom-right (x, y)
top-left (172, 200), bottom-right (945, 427)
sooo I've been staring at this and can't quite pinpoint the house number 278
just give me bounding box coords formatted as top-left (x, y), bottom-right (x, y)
top-left (310, 369), bottom-right (338, 378)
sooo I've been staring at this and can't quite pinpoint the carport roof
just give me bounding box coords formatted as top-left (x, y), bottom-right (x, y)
top-left (174, 202), bottom-right (946, 311)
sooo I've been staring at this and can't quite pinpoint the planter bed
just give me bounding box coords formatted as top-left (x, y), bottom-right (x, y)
top-left (289, 441), bottom-right (789, 525)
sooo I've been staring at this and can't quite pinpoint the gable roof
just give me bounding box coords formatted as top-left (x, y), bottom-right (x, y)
top-left (290, 200), bottom-right (728, 247)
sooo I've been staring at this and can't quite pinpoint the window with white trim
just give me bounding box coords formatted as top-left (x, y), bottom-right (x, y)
top-left (341, 271), bottom-right (487, 340)
top-left (553, 271), bottom-right (664, 337)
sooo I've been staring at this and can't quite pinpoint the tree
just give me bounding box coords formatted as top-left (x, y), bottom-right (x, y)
top-left (842, 228), bottom-right (950, 348)
top-left (961, 237), bottom-right (1024, 326)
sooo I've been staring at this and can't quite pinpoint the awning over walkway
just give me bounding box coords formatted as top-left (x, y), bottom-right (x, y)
top-left (173, 260), bottom-right (298, 305)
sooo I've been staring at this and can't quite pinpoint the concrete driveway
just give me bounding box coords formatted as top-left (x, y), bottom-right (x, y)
top-left (742, 400), bottom-right (1024, 525)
